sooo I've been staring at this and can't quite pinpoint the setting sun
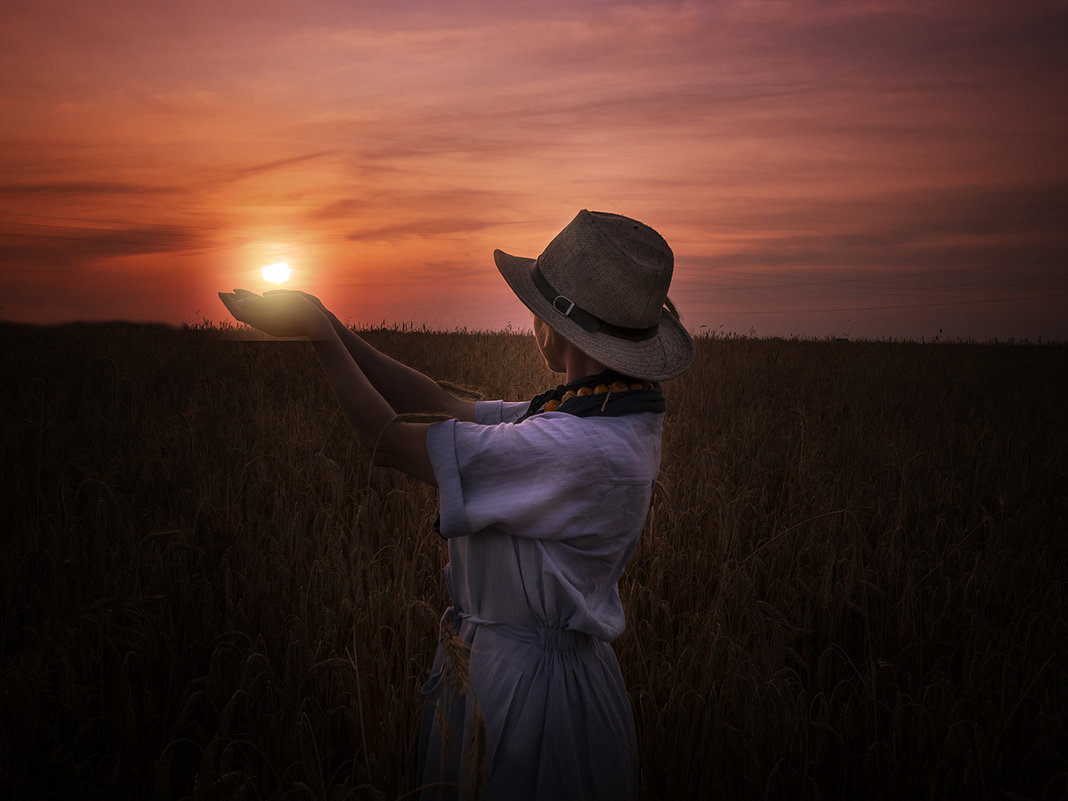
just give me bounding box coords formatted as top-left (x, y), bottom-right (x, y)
top-left (262, 262), bottom-right (292, 284)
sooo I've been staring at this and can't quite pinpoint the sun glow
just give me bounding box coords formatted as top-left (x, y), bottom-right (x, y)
top-left (262, 262), bottom-right (292, 284)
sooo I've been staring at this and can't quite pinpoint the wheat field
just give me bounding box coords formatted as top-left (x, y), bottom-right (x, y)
top-left (1, 321), bottom-right (1065, 800)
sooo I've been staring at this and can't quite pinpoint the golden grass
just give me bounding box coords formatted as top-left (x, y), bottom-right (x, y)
top-left (1, 321), bottom-right (1065, 800)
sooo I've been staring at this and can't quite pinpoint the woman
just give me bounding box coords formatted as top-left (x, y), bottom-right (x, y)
top-left (219, 210), bottom-right (694, 800)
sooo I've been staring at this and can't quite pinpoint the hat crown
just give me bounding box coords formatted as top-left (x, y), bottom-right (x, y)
top-left (537, 210), bottom-right (673, 329)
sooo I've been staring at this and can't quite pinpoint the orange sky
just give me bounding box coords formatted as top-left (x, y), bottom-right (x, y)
top-left (2, 0), bottom-right (1066, 340)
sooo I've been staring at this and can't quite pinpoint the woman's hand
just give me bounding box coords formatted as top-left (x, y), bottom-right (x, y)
top-left (218, 288), bottom-right (332, 339)
top-left (264, 288), bottom-right (333, 317)
top-left (265, 289), bottom-right (347, 333)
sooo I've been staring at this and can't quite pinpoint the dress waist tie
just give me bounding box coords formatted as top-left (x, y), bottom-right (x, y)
top-left (442, 606), bottom-right (595, 651)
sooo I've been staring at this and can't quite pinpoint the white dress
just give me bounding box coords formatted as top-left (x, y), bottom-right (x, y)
top-left (418, 399), bottom-right (663, 800)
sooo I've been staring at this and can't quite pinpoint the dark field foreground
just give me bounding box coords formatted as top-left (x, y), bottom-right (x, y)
top-left (1, 322), bottom-right (1065, 800)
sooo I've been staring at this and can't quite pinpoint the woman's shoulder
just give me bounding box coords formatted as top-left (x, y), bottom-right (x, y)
top-left (427, 408), bottom-right (662, 519)
top-left (515, 410), bottom-right (664, 484)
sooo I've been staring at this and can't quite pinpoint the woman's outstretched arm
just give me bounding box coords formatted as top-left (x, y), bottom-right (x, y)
top-left (322, 311), bottom-right (477, 421)
top-left (227, 289), bottom-right (477, 422)
top-left (219, 290), bottom-right (440, 485)
top-left (309, 326), bottom-right (437, 485)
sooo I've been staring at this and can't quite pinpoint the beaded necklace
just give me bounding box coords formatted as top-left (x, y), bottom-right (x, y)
top-left (541, 378), bottom-right (654, 412)
top-left (517, 370), bottom-right (665, 422)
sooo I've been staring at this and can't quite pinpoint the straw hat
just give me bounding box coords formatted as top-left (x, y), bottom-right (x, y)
top-left (494, 210), bottom-right (694, 381)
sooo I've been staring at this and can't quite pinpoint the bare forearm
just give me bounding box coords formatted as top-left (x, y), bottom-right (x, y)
top-left (311, 330), bottom-right (395, 448)
top-left (219, 289), bottom-right (446, 484)
top-left (310, 328), bottom-right (436, 484)
top-left (326, 315), bottom-right (473, 419)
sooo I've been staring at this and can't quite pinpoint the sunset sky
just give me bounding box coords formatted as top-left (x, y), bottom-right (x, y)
top-left (2, 0), bottom-right (1066, 340)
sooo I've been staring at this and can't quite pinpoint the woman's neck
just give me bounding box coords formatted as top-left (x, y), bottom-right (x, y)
top-left (563, 347), bottom-right (608, 384)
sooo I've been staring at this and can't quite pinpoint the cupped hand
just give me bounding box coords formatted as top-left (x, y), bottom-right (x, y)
top-left (218, 289), bottom-right (330, 338)
top-left (263, 288), bottom-right (336, 318)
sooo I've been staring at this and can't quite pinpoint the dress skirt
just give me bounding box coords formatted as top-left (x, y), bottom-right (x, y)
top-left (416, 611), bottom-right (638, 801)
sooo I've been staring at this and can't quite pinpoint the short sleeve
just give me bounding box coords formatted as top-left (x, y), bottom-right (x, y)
top-left (473, 400), bottom-right (530, 425)
top-left (426, 412), bottom-right (661, 540)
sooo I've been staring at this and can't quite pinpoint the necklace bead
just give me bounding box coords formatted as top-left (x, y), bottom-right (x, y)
top-left (541, 379), bottom-right (653, 413)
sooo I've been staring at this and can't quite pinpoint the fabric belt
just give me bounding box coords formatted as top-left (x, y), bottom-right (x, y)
top-left (443, 607), bottom-right (595, 651)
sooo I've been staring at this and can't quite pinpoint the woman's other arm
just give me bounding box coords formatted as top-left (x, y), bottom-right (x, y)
top-left (218, 290), bottom-right (440, 485)
top-left (325, 312), bottom-right (477, 421)
top-left (309, 326), bottom-right (437, 485)
top-left (229, 289), bottom-right (476, 421)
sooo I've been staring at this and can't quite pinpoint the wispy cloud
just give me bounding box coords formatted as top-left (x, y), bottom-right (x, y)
top-left (0, 219), bottom-right (210, 265)
top-left (0, 182), bottom-right (174, 199)
top-left (229, 151), bottom-right (341, 180)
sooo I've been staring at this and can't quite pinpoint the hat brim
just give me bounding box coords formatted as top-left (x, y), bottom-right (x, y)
top-left (494, 249), bottom-right (695, 381)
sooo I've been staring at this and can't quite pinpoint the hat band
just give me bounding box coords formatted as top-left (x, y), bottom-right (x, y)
top-left (531, 260), bottom-right (659, 342)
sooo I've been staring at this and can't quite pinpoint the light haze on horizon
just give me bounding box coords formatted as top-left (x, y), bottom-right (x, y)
top-left (1, 0), bottom-right (1066, 341)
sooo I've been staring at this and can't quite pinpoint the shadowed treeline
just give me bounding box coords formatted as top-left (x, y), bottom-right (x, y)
top-left (1, 322), bottom-right (1065, 799)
